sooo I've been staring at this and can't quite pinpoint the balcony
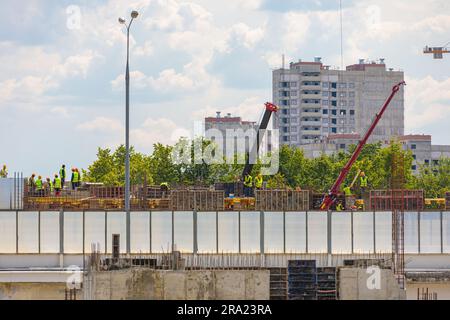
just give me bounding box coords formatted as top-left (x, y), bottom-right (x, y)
top-left (300, 93), bottom-right (322, 100)
top-left (300, 111), bottom-right (321, 118)
top-left (301, 75), bottom-right (321, 82)
top-left (300, 121), bottom-right (322, 127)
top-left (301, 129), bottom-right (321, 136)
top-left (301, 83), bottom-right (321, 90)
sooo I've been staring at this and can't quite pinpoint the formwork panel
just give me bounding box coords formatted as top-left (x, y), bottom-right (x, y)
top-left (331, 212), bottom-right (352, 254)
top-left (370, 190), bottom-right (424, 211)
top-left (106, 212), bottom-right (126, 254)
top-left (240, 212), bottom-right (260, 253)
top-left (174, 211), bottom-right (194, 253)
top-left (353, 212), bottom-right (374, 253)
top-left (0, 211), bottom-right (16, 253)
top-left (264, 212), bottom-right (284, 253)
top-left (404, 212), bottom-right (419, 253)
top-left (40, 211), bottom-right (60, 253)
top-left (151, 211), bottom-right (172, 253)
top-left (64, 212), bottom-right (83, 253)
top-left (420, 212), bottom-right (441, 253)
top-left (85, 211), bottom-right (106, 253)
top-left (308, 212), bottom-right (327, 253)
top-left (375, 211), bottom-right (392, 253)
top-left (218, 212), bottom-right (239, 253)
top-left (197, 212), bottom-right (217, 253)
top-left (170, 190), bottom-right (224, 211)
top-left (18, 211), bottom-right (39, 253)
top-left (285, 212), bottom-right (306, 253)
top-left (130, 212), bottom-right (150, 254)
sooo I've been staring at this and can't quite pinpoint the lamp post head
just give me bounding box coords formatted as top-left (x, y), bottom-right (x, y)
top-left (131, 11), bottom-right (139, 19)
top-left (118, 17), bottom-right (126, 24)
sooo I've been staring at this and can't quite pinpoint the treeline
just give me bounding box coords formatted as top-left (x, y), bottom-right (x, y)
top-left (82, 139), bottom-right (450, 198)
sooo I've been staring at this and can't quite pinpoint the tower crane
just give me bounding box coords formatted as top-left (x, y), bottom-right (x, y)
top-left (423, 42), bottom-right (450, 59)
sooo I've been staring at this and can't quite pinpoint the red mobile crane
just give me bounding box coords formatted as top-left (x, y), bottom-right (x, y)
top-left (242, 102), bottom-right (278, 179)
top-left (319, 81), bottom-right (406, 211)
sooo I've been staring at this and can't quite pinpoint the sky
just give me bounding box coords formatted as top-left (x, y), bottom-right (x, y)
top-left (0, 0), bottom-right (449, 176)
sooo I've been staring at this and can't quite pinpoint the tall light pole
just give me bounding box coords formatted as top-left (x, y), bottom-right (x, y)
top-left (119, 10), bottom-right (138, 254)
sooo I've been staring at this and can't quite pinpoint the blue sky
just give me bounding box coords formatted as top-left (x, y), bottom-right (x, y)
top-left (1, 0), bottom-right (449, 176)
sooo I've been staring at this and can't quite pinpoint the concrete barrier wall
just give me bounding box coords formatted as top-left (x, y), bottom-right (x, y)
top-left (0, 210), bottom-right (449, 254)
top-left (84, 269), bottom-right (270, 300)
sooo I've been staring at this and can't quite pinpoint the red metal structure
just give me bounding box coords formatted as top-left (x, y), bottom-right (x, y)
top-left (242, 102), bottom-right (278, 178)
top-left (319, 81), bottom-right (406, 210)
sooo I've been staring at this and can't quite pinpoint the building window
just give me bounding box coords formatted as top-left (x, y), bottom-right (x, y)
top-left (349, 83), bottom-right (355, 89)
top-left (291, 126), bottom-right (297, 132)
top-left (412, 154), bottom-right (416, 160)
top-left (331, 109), bottom-right (337, 116)
top-left (331, 118), bottom-right (337, 124)
top-left (349, 92), bottom-right (355, 98)
top-left (291, 99), bottom-right (298, 105)
top-left (340, 110), bottom-right (346, 115)
top-left (412, 165), bottom-right (417, 170)
top-left (322, 100), bottom-right (329, 106)
top-left (291, 91), bottom-right (297, 96)
top-left (433, 160), bottom-right (439, 165)
top-left (280, 81), bottom-right (290, 88)
top-left (411, 144), bottom-right (416, 150)
top-left (331, 127), bottom-right (337, 133)
top-left (323, 109), bottom-right (328, 114)
top-left (322, 82), bottom-right (329, 88)
top-left (339, 83), bottom-right (347, 89)
top-left (350, 110), bottom-right (355, 116)
top-left (323, 118), bottom-right (329, 124)
top-left (425, 159), bottom-right (430, 165)
top-left (322, 91), bottom-right (329, 97)
top-left (340, 144), bottom-right (346, 149)
top-left (331, 100), bottom-right (337, 107)
top-left (283, 127), bottom-right (289, 133)
top-left (349, 100), bottom-right (355, 107)
top-left (340, 101), bottom-right (347, 107)
top-left (290, 82), bottom-right (298, 87)
top-left (331, 82), bottom-right (337, 89)
top-left (331, 92), bottom-right (337, 98)
top-left (339, 92), bottom-right (347, 98)
top-left (291, 118), bottom-right (298, 123)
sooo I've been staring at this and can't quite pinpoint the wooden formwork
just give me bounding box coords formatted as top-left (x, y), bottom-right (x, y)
top-left (170, 190), bottom-right (225, 211)
top-left (369, 190), bottom-right (424, 211)
top-left (255, 190), bottom-right (310, 211)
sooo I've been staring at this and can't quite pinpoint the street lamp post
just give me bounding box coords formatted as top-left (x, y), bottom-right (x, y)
top-left (119, 10), bottom-right (139, 254)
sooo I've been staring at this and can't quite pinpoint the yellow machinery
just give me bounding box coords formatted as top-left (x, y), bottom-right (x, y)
top-left (423, 45), bottom-right (450, 59)
top-left (424, 198), bottom-right (446, 210)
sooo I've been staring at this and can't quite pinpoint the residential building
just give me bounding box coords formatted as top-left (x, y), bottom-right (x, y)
top-left (399, 135), bottom-right (450, 173)
top-left (273, 57), bottom-right (404, 152)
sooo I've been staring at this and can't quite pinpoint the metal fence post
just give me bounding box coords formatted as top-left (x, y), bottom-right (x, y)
top-left (216, 211), bottom-right (219, 254)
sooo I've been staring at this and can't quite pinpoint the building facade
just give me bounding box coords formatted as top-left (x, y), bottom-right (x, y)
top-left (273, 58), bottom-right (404, 151)
top-left (399, 135), bottom-right (450, 173)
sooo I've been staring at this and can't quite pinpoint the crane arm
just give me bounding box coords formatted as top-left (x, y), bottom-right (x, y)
top-left (319, 81), bottom-right (406, 210)
top-left (242, 102), bottom-right (278, 178)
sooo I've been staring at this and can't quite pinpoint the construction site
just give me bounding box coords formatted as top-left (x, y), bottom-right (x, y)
top-left (1, 2), bottom-right (450, 304)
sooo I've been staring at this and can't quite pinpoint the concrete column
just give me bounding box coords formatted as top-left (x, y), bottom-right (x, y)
top-left (193, 210), bottom-right (198, 254)
top-left (149, 211), bottom-right (152, 254)
top-left (260, 211), bottom-right (264, 254)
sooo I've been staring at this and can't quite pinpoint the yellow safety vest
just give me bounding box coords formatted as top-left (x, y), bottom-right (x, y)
top-left (73, 171), bottom-right (79, 183)
top-left (336, 203), bottom-right (344, 211)
top-left (343, 187), bottom-right (352, 196)
top-left (255, 176), bottom-right (263, 188)
top-left (54, 178), bottom-right (62, 189)
top-left (244, 175), bottom-right (253, 187)
top-left (36, 179), bottom-right (43, 191)
top-left (360, 176), bottom-right (368, 187)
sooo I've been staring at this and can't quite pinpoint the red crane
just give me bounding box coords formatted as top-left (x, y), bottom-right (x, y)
top-left (319, 81), bottom-right (406, 211)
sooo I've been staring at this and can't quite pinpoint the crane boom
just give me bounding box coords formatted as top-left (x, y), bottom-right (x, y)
top-left (319, 81), bottom-right (406, 210)
top-left (242, 102), bottom-right (278, 178)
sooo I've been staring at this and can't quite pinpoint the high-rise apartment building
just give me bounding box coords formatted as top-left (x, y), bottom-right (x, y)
top-left (273, 58), bottom-right (405, 150)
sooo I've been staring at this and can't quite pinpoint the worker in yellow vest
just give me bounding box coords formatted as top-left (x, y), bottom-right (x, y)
top-left (254, 173), bottom-right (263, 190)
top-left (54, 174), bottom-right (62, 196)
top-left (0, 164), bottom-right (7, 178)
top-left (244, 173), bottom-right (253, 197)
top-left (35, 175), bottom-right (43, 197)
top-left (46, 177), bottom-right (54, 195)
top-left (336, 200), bottom-right (344, 212)
top-left (359, 171), bottom-right (368, 197)
top-left (342, 185), bottom-right (355, 210)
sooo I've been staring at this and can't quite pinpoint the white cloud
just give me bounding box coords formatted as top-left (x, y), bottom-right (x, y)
top-left (76, 116), bottom-right (123, 132)
top-left (50, 107), bottom-right (70, 118)
top-left (132, 117), bottom-right (191, 148)
top-left (282, 12), bottom-right (311, 53)
top-left (111, 70), bottom-right (149, 90)
top-left (228, 23), bottom-right (265, 49)
top-left (405, 75), bottom-right (450, 131)
top-left (134, 41), bottom-right (154, 56)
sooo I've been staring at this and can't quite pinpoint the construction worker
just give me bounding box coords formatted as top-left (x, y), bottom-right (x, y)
top-left (160, 182), bottom-right (169, 198)
top-left (336, 200), bottom-right (344, 212)
top-left (243, 173), bottom-right (253, 197)
top-left (71, 168), bottom-right (79, 190)
top-left (254, 173), bottom-right (263, 190)
top-left (359, 171), bottom-right (368, 197)
top-left (342, 185), bottom-right (356, 210)
top-left (54, 174), bottom-right (62, 196)
top-left (59, 165), bottom-right (66, 189)
top-left (28, 174), bottom-right (36, 194)
top-left (46, 177), bottom-right (54, 195)
top-left (35, 175), bottom-right (43, 197)
top-left (0, 164), bottom-right (7, 178)
top-left (75, 168), bottom-right (81, 188)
